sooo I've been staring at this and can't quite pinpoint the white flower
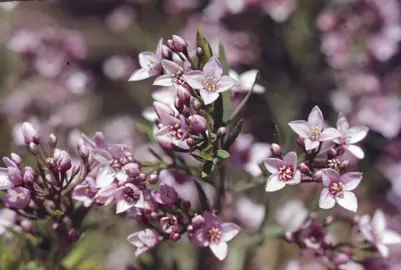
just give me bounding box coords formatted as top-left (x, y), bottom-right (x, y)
top-left (359, 209), bottom-right (401, 258)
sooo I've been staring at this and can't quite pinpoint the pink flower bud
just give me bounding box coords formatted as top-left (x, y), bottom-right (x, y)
top-left (23, 167), bottom-right (35, 187)
top-left (327, 148), bottom-right (337, 158)
top-left (191, 214), bottom-right (205, 229)
top-left (177, 85), bottom-right (191, 102)
top-left (54, 149), bottom-right (72, 173)
top-left (186, 137), bottom-right (195, 146)
top-left (149, 174), bottom-right (158, 185)
top-left (67, 229), bottom-right (80, 243)
top-left (29, 142), bottom-right (39, 155)
top-left (8, 167), bottom-right (23, 186)
top-left (312, 170), bottom-right (322, 182)
top-left (192, 98), bottom-right (202, 111)
top-left (299, 163), bottom-right (311, 175)
top-left (271, 143), bottom-right (282, 156)
top-left (158, 183), bottom-right (178, 206)
top-left (153, 101), bottom-right (175, 119)
top-left (174, 98), bottom-right (184, 113)
top-left (77, 139), bottom-right (89, 160)
top-left (196, 47), bottom-right (203, 57)
top-left (167, 39), bottom-right (174, 50)
top-left (124, 162), bottom-right (140, 177)
top-left (22, 122), bottom-right (40, 145)
top-left (217, 127), bottom-right (227, 137)
top-left (10, 153), bottom-right (22, 166)
top-left (323, 216), bottom-right (333, 226)
top-left (170, 232), bottom-right (180, 241)
top-left (21, 219), bottom-right (32, 232)
top-left (138, 173), bottom-right (147, 182)
top-left (297, 137), bottom-right (304, 147)
top-left (162, 45), bottom-right (171, 59)
top-left (189, 115), bottom-right (207, 134)
top-left (284, 231), bottom-right (295, 243)
top-left (49, 133), bottom-right (57, 148)
top-left (172, 35), bottom-right (188, 53)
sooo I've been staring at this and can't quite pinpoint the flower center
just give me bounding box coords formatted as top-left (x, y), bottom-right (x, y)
top-left (278, 165), bottom-right (294, 181)
top-left (326, 159), bottom-right (340, 171)
top-left (109, 159), bottom-right (123, 172)
top-left (309, 126), bottom-right (321, 141)
top-left (329, 181), bottom-right (344, 198)
top-left (339, 136), bottom-right (351, 145)
top-left (207, 226), bottom-right (222, 243)
top-left (147, 60), bottom-right (156, 69)
top-left (173, 71), bottom-right (185, 86)
top-left (203, 77), bottom-right (218, 92)
top-left (17, 192), bottom-right (25, 200)
top-left (123, 186), bottom-right (140, 202)
top-left (169, 124), bottom-right (183, 139)
top-left (84, 188), bottom-right (95, 196)
top-left (162, 217), bottom-right (178, 234)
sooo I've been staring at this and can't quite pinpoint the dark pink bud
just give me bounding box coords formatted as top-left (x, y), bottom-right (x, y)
top-left (8, 167), bottom-right (23, 186)
top-left (167, 39), bottom-right (174, 50)
top-left (334, 253), bottom-right (349, 265)
top-left (217, 127), bottom-right (226, 137)
top-left (186, 137), bottom-right (195, 146)
top-left (327, 148), bottom-right (337, 158)
top-left (71, 165), bottom-right (80, 175)
top-left (177, 85), bottom-right (191, 102)
top-left (172, 35), bottom-right (188, 53)
top-left (68, 229), bottom-right (80, 242)
top-left (181, 106), bottom-right (191, 117)
top-left (54, 149), bottom-right (72, 173)
top-left (299, 163), bottom-right (311, 175)
top-left (23, 167), bottom-right (35, 187)
top-left (189, 115), bottom-right (207, 134)
top-left (323, 216), bottom-right (333, 226)
top-left (196, 47), bottom-right (203, 57)
top-left (192, 99), bottom-right (202, 111)
top-left (77, 139), bottom-right (89, 160)
top-left (182, 200), bottom-right (191, 211)
top-left (297, 137), bottom-right (304, 147)
top-left (191, 214), bottom-right (204, 229)
top-left (162, 45), bottom-right (171, 59)
top-left (174, 98), bottom-right (184, 113)
top-left (159, 184), bottom-right (178, 206)
top-left (124, 162), bottom-right (140, 177)
top-left (312, 170), bottom-right (322, 182)
top-left (170, 232), bottom-right (180, 242)
top-left (49, 133), bottom-right (57, 148)
top-left (149, 174), bottom-right (158, 185)
top-left (271, 143), bottom-right (282, 156)
top-left (138, 173), bottom-right (146, 182)
top-left (22, 122), bottom-right (40, 145)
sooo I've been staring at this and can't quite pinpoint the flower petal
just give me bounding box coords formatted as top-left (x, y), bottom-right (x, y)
top-left (96, 167), bottom-right (115, 188)
top-left (320, 128), bottom-right (342, 141)
top-left (308, 106), bottom-right (324, 129)
top-left (288, 120), bottom-right (310, 138)
top-left (162, 60), bottom-right (182, 74)
top-left (304, 139), bottom-right (320, 151)
top-left (372, 210), bottom-right (386, 233)
top-left (216, 75), bottom-right (236, 93)
top-left (336, 191), bottom-right (358, 212)
top-left (228, 69), bottom-right (239, 80)
top-left (283, 151), bottom-right (297, 168)
top-left (128, 68), bottom-right (150, 81)
top-left (240, 69), bottom-right (259, 89)
top-left (209, 242), bottom-right (228, 261)
top-left (138, 52), bottom-right (157, 68)
top-left (321, 168), bottom-right (340, 186)
top-left (203, 56), bottom-right (222, 80)
top-left (265, 175), bottom-right (286, 192)
top-left (287, 170), bottom-right (301, 185)
top-left (153, 74), bottom-right (173, 86)
top-left (341, 172), bottom-right (362, 191)
top-left (221, 223), bottom-right (241, 242)
top-left (200, 89), bottom-right (219, 105)
top-left (155, 38), bottom-right (163, 57)
top-left (381, 229), bottom-right (401, 245)
top-left (116, 199), bottom-right (135, 214)
top-left (0, 174), bottom-right (12, 190)
top-left (336, 113), bottom-right (349, 133)
top-left (182, 71), bottom-right (205, 89)
top-left (377, 244), bottom-right (389, 258)
top-left (319, 187), bottom-right (336, 209)
top-left (346, 126), bottom-right (369, 144)
top-left (264, 158), bottom-right (282, 174)
top-left (345, 145), bottom-right (365, 159)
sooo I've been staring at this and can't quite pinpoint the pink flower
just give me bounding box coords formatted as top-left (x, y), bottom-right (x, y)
top-left (127, 229), bottom-right (159, 256)
top-left (183, 56), bottom-right (236, 105)
top-left (359, 209), bottom-right (401, 258)
top-left (153, 59), bottom-right (191, 89)
top-left (151, 183), bottom-right (178, 206)
top-left (72, 177), bottom-right (98, 207)
top-left (113, 183), bottom-right (147, 214)
top-left (318, 168), bottom-right (362, 212)
top-left (189, 212), bottom-right (240, 260)
top-left (288, 106), bottom-right (342, 151)
top-left (264, 152), bottom-right (301, 192)
top-left (3, 187), bottom-right (31, 209)
top-left (128, 39), bottom-right (163, 81)
top-left (228, 69), bottom-right (265, 94)
top-left (335, 113), bottom-right (369, 159)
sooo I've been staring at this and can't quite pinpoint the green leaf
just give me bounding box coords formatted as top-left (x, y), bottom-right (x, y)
top-left (224, 118), bottom-right (243, 150)
top-left (201, 145), bottom-right (214, 161)
top-left (228, 70), bottom-right (260, 122)
top-left (53, 210), bottom-right (64, 216)
top-left (201, 160), bottom-right (215, 178)
top-left (216, 149), bottom-right (230, 159)
top-left (218, 42), bottom-right (232, 123)
top-left (196, 29), bottom-right (213, 69)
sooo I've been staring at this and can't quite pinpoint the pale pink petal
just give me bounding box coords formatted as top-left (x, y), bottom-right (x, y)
top-left (336, 113), bottom-right (349, 133)
top-left (283, 151), bottom-right (297, 168)
top-left (228, 69), bottom-right (239, 80)
top-left (221, 223), bottom-right (241, 242)
top-left (158, 113), bottom-right (180, 127)
top-left (200, 89), bottom-right (219, 105)
top-left (308, 106), bottom-right (324, 129)
top-left (372, 210), bottom-right (386, 233)
top-left (183, 71), bottom-right (205, 89)
top-left (116, 199), bottom-right (135, 214)
top-left (304, 139), bottom-right (320, 151)
top-left (345, 145), bottom-right (365, 159)
top-left (265, 175), bottom-right (286, 192)
top-left (96, 167), bottom-right (115, 188)
top-left (381, 230), bottom-right (401, 245)
top-left (377, 244), bottom-right (389, 258)
top-left (264, 158), bottom-right (282, 173)
top-left (346, 126), bottom-right (369, 144)
top-left (240, 69), bottom-right (259, 90)
top-left (286, 170), bottom-right (301, 185)
top-left (209, 242), bottom-right (228, 261)
top-left (162, 60), bottom-right (182, 74)
top-left (128, 68), bottom-right (150, 81)
top-left (252, 84), bottom-right (265, 94)
top-left (139, 229), bottom-right (158, 247)
top-left (320, 127), bottom-right (342, 141)
top-left (319, 187), bottom-right (336, 209)
top-left (336, 191), bottom-right (357, 212)
top-left (321, 168), bottom-right (340, 186)
top-left (138, 52), bottom-right (157, 68)
top-left (203, 56), bottom-right (222, 80)
top-left (0, 174), bottom-right (12, 190)
top-left (153, 74), bottom-right (173, 86)
top-left (288, 120), bottom-right (310, 138)
top-left (341, 172), bottom-right (362, 191)
top-left (216, 75), bottom-right (236, 93)
top-left (155, 38), bottom-right (163, 58)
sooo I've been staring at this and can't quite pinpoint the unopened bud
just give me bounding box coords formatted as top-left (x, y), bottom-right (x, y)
top-left (8, 166), bottom-right (23, 186)
top-left (22, 122), bottom-right (40, 145)
top-left (10, 153), bottom-right (22, 166)
top-left (217, 127), bottom-right (227, 137)
top-left (172, 35), bottom-right (188, 53)
top-left (182, 106), bottom-right (191, 117)
top-left (23, 167), bottom-right (35, 187)
top-left (167, 39), bottom-right (174, 50)
top-left (192, 98), bottom-right (202, 112)
top-left (188, 115), bottom-right (207, 134)
top-left (334, 253), bottom-right (349, 265)
top-left (327, 148), bottom-right (337, 158)
top-left (29, 142), bottom-right (39, 155)
top-left (170, 232), bottom-right (181, 241)
top-left (186, 137), bottom-right (195, 147)
top-left (72, 165), bottom-right (80, 175)
top-left (187, 225), bottom-right (194, 232)
top-left (149, 174), bottom-right (159, 185)
top-left (21, 219), bottom-right (32, 232)
top-left (67, 229), bottom-right (80, 243)
top-left (297, 137), bottom-right (305, 147)
top-left (324, 216), bottom-right (333, 226)
top-left (196, 47), bottom-right (203, 57)
top-left (162, 45), bottom-right (172, 59)
top-left (177, 85), bottom-right (191, 102)
top-left (49, 133), bottom-right (57, 148)
top-left (182, 200), bottom-right (191, 211)
top-left (299, 163), bottom-right (311, 175)
top-left (77, 139), bottom-right (89, 160)
top-left (312, 170), bottom-right (322, 182)
top-left (174, 98), bottom-right (184, 113)
top-left (271, 143), bottom-right (282, 156)
top-left (124, 162), bottom-right (140, 177)
top-left (138, 173), bottom-right (147, 182)
top-left (52, 223), bottom-right (59, 231)
top-left (284, 231), bottom-right (295, 243)
top-left (154, 101), bottom-right (175, 119)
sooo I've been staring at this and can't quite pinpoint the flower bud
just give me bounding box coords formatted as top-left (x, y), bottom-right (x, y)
top-left (177, 85), bottom-right (191, 102)
top-left (8, 167), bottom-right (23, 186)
top-left (181, 106), bottom-right (191, 118)
top-left (192, 98), bottom-right (202, 112)
top-left (154, 101), bottom-right (175, 119)
top-left (159, 184), bottom-right (178, 206)
top-left (297, 137), bottom-right (304, 147)
top-left (72, 165), bottom-right (80, 175)
top-left (323, 216), bottom-right (333, 226)
top-left (77, 139), bottom-right (89, 160)
top-left (170, 232), bottom-right (180, 242)
top-left (167, 39), bottom-right (174, 50)
top-left (23, 167), bottom-right (35, 187)
top-left (217, 127), bottom-right (227, 137)
top-left (162, 45), bottom-right (172, 59)
top-left (186, 137), bottom-right (195, 147)
top-left (22, 122), bottom-right (40, 145)
top-left (284, 231), bottom-right (295, 243)
top-left (299, 163), bottom-right (311, 175)
top-left (174, 98), bottom-right (184, 112)
top-left (49, 133), bottom-right (57, 148)
top-left (196, 47), bottom-right (203, 57)
top-left (21, 219), bottom-right (32, 232)
top-left (327, 148), bottom-right (337, 159)
top-left (172, 35), bottom-right (188, 53)
top-left (54, 149), bottom-right (72, 173)
top-left (124, 162), bottom-right (140, 177)
top-left (271, 143), bottom-right (282, 156)
top-left (191, 214), bottom-right (205, 229)
top-left (312, 170), bottom-right (322, 182)
top-left (10, 153), bottom-right (22, 166)
top-left (29, 142), bottom-right (39, 155)
top-left (67, 229), bottom-right (80, 243)
top-left (138, 173), bottom-right (147, 183)
top-left (149, 173), bottom-right (159, 185)
top-left (189, 115), bottom-right (207, 134)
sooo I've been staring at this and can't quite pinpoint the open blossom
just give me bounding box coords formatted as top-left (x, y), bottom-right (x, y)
top-left (228, 69), bottom-right (265, 94)
top-left (319, 168), bottom-right (362, 212)
top-left (335, 113), bottom-right (369, 159)
top-left (264, 151), bottom-right (301, 192)
top-left (288, 106), bottom-right (342, 151)
top-left (0, 157), bottom-right (24, 190)
top-left (153, 59), bottom-right (191, 89)
top-left (72, 177), bottom-right (98, 207)
top-left (359, 209), bottom-right (401, 258)
top-left (151, 183), bottom-right (178, 206)
top-left (113, 183), bottom-right (147, 214)
top-left (183, 56), bottom-right (236, 105)
top-left (127, 229), bottom-right (159, 256)
top-left (189, 212), bottom-right (240, 260)
top-left (3, 187), bottom-right (31, 209)
top-left (128, 39), bottom-right (163, 81)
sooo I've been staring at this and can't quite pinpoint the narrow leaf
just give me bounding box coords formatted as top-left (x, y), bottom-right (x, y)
top-left (196, 29), bottom-right (213, 69)
top-left (224, 119), bottom-right (243, 150)
top-left (216, 149), bottom-right (230, 159)
top-left (218, 42), bottom-right (232, 123)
